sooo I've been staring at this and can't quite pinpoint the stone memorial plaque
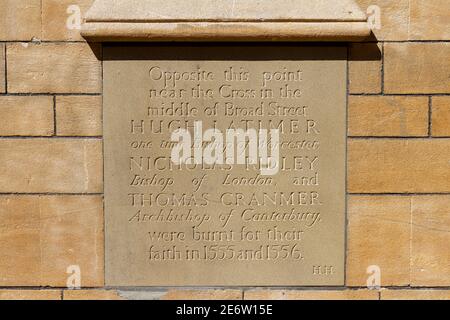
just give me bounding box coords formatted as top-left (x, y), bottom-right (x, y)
top-left (104, 45), bottom-right (346, 286)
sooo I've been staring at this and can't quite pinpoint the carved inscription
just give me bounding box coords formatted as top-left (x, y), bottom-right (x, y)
top-left (104, 46), bottom-right (346, 286)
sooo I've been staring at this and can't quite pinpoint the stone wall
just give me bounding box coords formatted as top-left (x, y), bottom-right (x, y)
top-left (0, 0), bottom-right (449, 300)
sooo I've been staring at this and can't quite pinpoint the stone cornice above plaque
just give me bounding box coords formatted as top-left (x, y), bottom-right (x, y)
top-left (81, 0), bottom-right (371, 42)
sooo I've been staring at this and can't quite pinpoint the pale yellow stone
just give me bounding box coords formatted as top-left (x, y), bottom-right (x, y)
top-left (0, 195), bottom-right (103, 287)
top-left (42, 0), bottom-right (95, 41)
top-left (64, 289), bottom-right (242, 300)
top-left (0, 44), bottom-right (4, 93)
top-left (385, 43), bottom-right (450, 94)
top-left (85, 0), bottom-right (367, 21)
top-left (347, 196), bottom-right (411, 286)
top-left (83, 22), bottom-right (371, 42)
top-left (359, 0), bottom-right (450, 41)
top-left (39, 195), bottom-right (104, 287)
top-left (381, 289), bottom-right (450, 300)
top-left (0, 96), bottom-right (54, 136)
top-left (81, 0), bottom-right (370, 41)
top-left (411, 196), bottom-right (450, 287)
top-left (163, 290), bottom-right (242, 300)
top-left (56, 96), bottom-right (102, 136)
top-left (409, 0), bottom-right (450, 40)
top-left (349, 43), bottom-right (382, 94)
top-left (0, 290), bottom-right (61, 300)
top-left (348, 96), bottom-right (429, 137)
top-left (244, 290), bottom-right (378, 300)
top-left (64, 290), bottom-right (123, 300)
top-left (432, 97), bottom-right (450, 137)
top-left (7, 43), bottom-right (101, 94)
top-left (0, 196), bottom-right (41, 286)
top-left (348, 139), bottom-right (450, 193)
top-left (0, 139), bottom-right (102, 193)
top-left (355, 0), bottom-right (409, 41)
top-left (0, 0), bottom-right (41, 41)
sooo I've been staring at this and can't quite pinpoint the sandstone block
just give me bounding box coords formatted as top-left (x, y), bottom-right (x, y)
top-left (411, 196), bottom-right (450, 286)
top-left (0, 96), bottom-right (54, 136)
top-left (7, 43), bottom-right (101, 94)
top-left (347, 196), bottom-right (411, 286)
top-left (385, 43), bottom-right (450, 94)
top-left (0, 139), bottom-right (102, 193)
top-left (349, 139), bottom-right (450, 193)
top-left (56, 96), bottom-right (102, 136)
top-left (0, 0), bottom-right (41, 41)
top-left (349, 96), bottom-right (429, 137)
top-left (431, 97), bottom-right (450, 137)
top-left (244, 289), bottom-right (378, 300)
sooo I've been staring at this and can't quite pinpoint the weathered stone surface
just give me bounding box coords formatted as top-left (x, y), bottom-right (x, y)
top-left (348, 139), bottom-right (450, 193)
top-left (56, 96), bottom-right (102, 136)
top-left (409, 0), bottom-right (450, 40)
top-left (0, 0), bottom-right (41, 41)
top-left (348, 96), bottom-right (429, 137)
top-left (42, 0), bottom-right (95, 41)
top-left (64, 290), bottom-right (123, 300)
top-left (83, 21), bottom-right (371, 42)
top-left (0, 196), bottom-right (41, 286)
top-left (39, 196), bottom-right (104, 287)
top-left (0, 195), bottom-right (103, 287)
top-left (86, 0), bottom-right (367, 21)
top-left (356, 0), bottom-right (450, 41)
top-left (385, 43), bottom-right (450, 94)
top-left (244, 289), bottom-right (378, 300)
top-left (349, 43), bottom-right (382, 94)
top-left (7, 43), bottom-right (101, 94)
top-left (163, 290), bottom-right (242, 300)
top-left (0, 96), bottom-right (54, 136)
top-left (411, 196), bottom-right (450, 287)
top-left (432, 97), bottom-right (450, 137)
top-left (355, 0), bottom-right (409, 41)
top-left (81, 0), bottom-right (370, 41)
top-left (0, 290), bottom-right (61, 300)
top-left (0, 44), bottom-right (4, 93)
top-left (347, 196), bottom-right (411, 286)
top-left (381, 289), bottom-right (450, 300)
top-left (0, 139), bottom-right (102, 193)
top-left (63, 289), bottom-right (242, 300)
